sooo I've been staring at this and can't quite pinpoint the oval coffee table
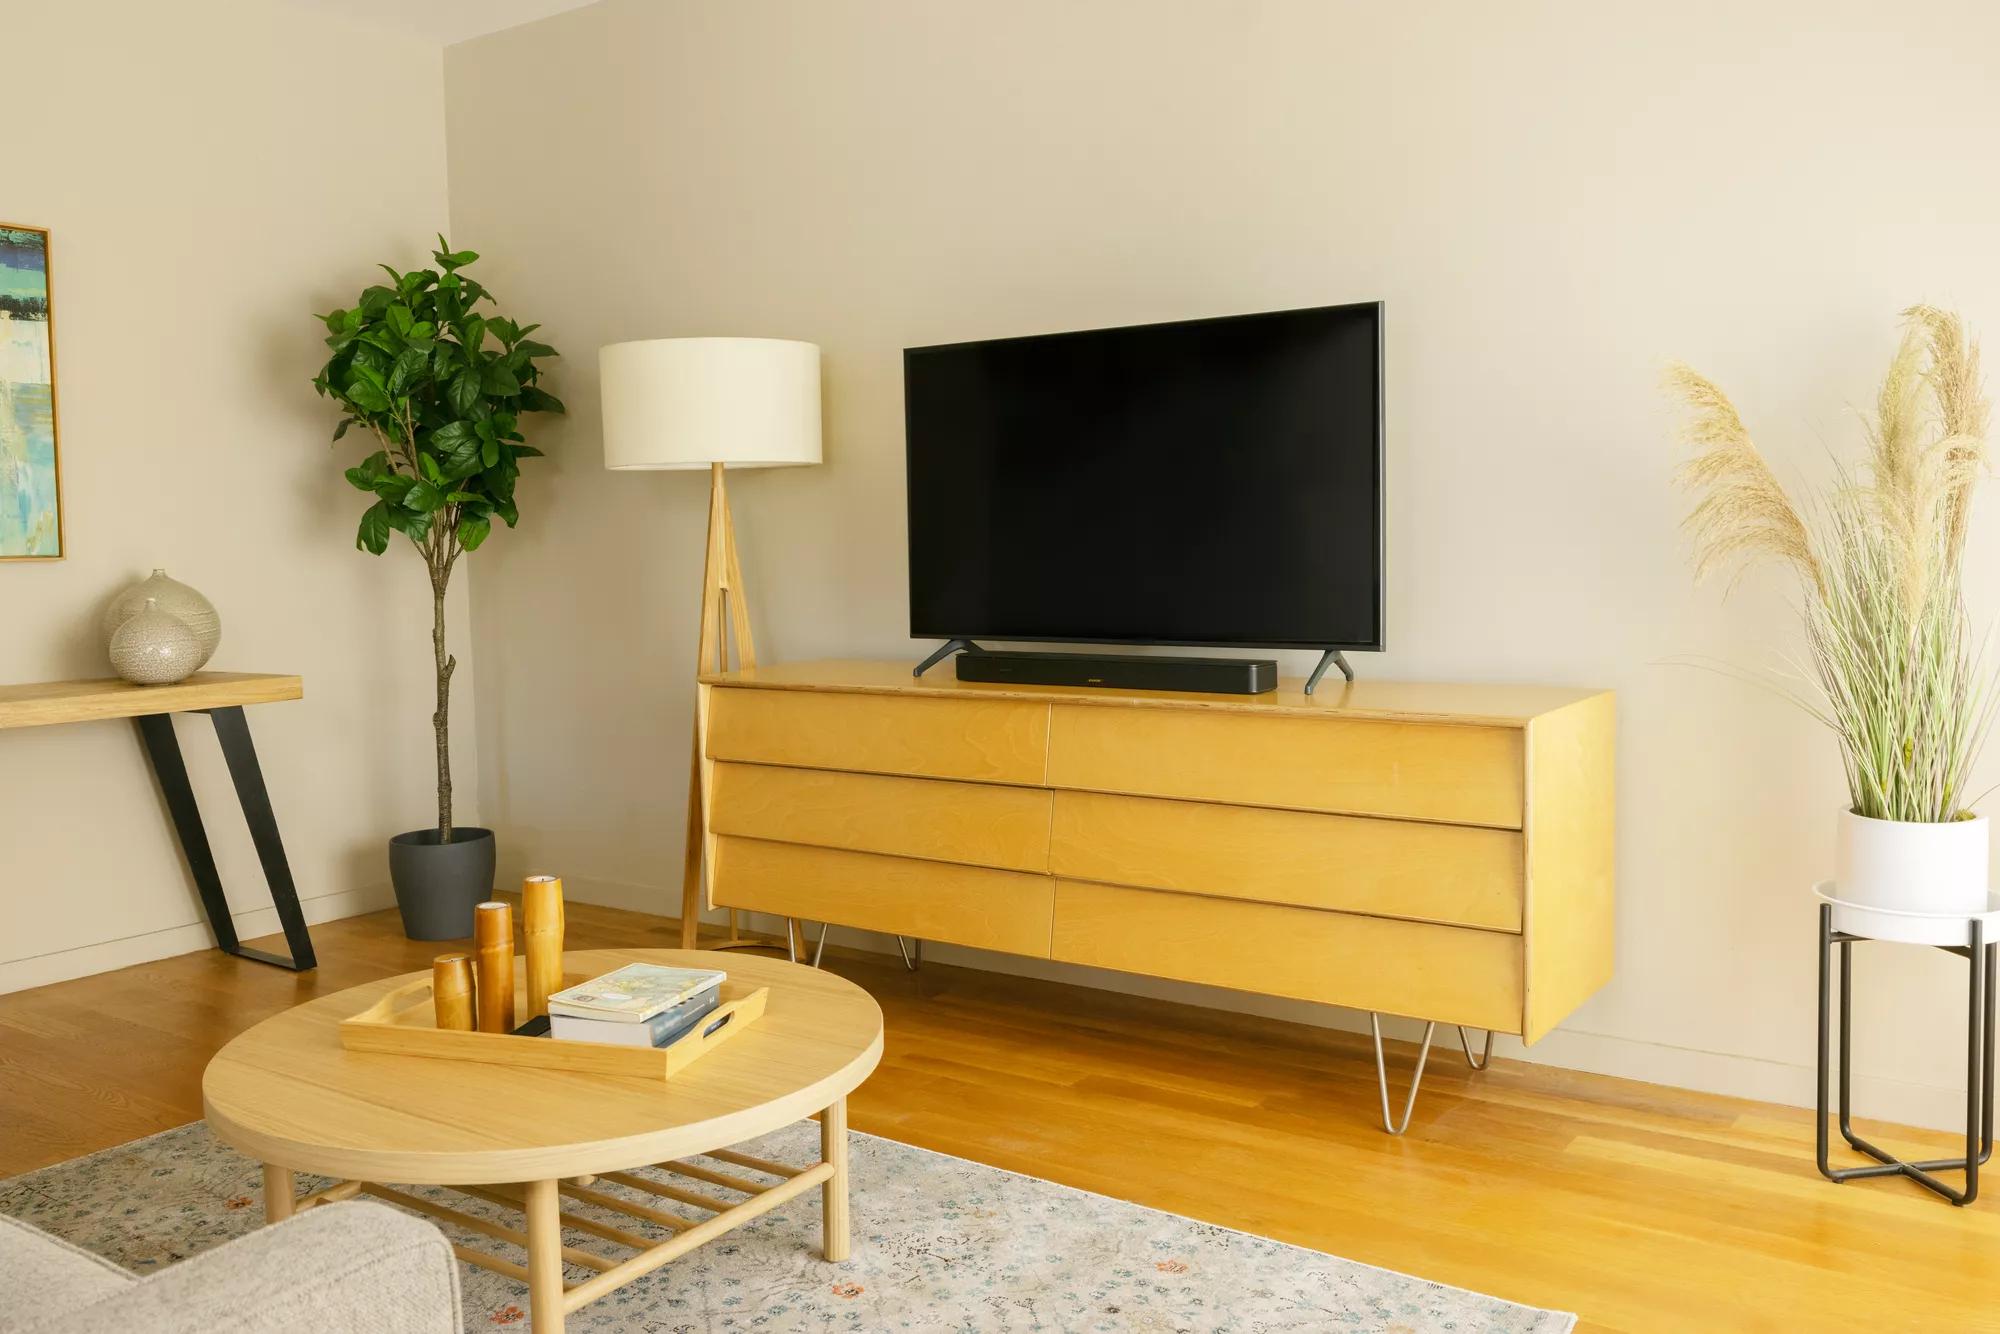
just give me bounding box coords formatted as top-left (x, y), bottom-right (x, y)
top-left (204, 948), bottom-right (883, 1332)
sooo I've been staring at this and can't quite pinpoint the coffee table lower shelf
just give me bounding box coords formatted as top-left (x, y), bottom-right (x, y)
top-left (262, 1098), bottom-right (851, 1332)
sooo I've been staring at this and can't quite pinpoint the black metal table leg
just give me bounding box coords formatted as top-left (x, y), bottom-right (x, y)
top-left (1817, 906), bottom-right (1988, 1204)
top-left (135, 708), bottom-right (316, 971)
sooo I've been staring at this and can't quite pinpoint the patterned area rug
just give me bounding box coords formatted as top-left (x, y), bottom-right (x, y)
top-left (1, 1122), bottom-right (1572, 1332)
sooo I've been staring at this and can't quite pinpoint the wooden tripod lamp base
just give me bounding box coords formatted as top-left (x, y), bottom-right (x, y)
top-left (598, 336), bottom-right (823, 952)
top-left (680, 463), bottom-right (788, 953)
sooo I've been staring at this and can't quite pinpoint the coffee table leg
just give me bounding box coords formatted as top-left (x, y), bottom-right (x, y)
top-left (263, 1165), bottom-right (295, 1224)
top-left (821, 1097), bottom-right (850, 1262)
top-left (525, 1178), bottom-right (565, 1332)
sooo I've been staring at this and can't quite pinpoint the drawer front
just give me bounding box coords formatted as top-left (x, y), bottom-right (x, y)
top-left (712, 837), bottom-right (1054, 957)
top-left (711, 763), bottom-right (1052, 873)
top-left (1050, 881), bottom-right (1522, 1033)
top-left (1050, 791), bottom-right (1522, 931)
top-left (708, 688), bottom-right (1049, 785)
top-left (1046, 704), bottom-right (1523, 828)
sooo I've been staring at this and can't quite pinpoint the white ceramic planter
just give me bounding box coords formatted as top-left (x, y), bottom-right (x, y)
top-left (1835, 809), bottom-right (1992, 916)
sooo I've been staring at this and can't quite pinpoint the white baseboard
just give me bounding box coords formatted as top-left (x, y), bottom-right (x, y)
top-left (0, 883), bottom-right (396, 996)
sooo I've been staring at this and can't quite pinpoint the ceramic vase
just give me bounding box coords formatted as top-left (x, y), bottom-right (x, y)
top-left (104, 570), bottom-right (221, 669)
top-left (109, 598), bottom-right (203, 685)
top-left (1834, 808), bottom-right (1992, 916)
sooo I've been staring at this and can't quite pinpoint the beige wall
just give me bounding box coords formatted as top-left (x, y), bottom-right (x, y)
top-left (445, 0), bottom-right (2000, 1129)
top-left (0, 2), bottom-right (476, 991)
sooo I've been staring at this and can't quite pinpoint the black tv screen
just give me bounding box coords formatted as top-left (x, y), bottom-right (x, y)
top-left (905, 302), bottom-right (1383, 650)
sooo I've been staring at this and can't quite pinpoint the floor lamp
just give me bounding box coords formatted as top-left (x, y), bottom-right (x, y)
top-left (600, 337), bottom-right (822, 951)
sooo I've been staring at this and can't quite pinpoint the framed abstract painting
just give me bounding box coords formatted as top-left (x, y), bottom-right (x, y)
top-left (0, 223), bottom-right (63, 560)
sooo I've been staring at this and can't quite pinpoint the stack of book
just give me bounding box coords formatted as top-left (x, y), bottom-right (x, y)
top-left (547, 963), bottom-right (726, 1048)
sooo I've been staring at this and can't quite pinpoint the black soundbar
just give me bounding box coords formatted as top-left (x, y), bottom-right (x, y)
top-left (954, 649), bottom-right (1278, 695)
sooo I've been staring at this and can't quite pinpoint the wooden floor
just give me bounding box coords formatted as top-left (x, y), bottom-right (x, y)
top-left (0, 901), bottom-right (1990, 1332)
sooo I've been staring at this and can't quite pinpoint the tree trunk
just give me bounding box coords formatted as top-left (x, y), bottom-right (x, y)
top-left (431, 567), bottom-right (455, 842)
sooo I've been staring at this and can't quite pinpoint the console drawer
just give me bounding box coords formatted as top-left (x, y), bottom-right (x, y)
top-left (708, 687), bottom-right (1049, 785)
top-left (1049, 791), bottom-right (1522, 930)
top-left (1046, 704), bottom-right (1523, 828)
top-left (710, 763), bottom-right (1052, 873)
top-left (1050, 880), bottom-right (1522, 1033)
top-left (711, 837), bottom-right (1055, 956)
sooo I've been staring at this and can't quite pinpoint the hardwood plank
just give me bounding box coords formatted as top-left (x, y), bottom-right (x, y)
top-left (0, 898), bottom-right (1987, 1332)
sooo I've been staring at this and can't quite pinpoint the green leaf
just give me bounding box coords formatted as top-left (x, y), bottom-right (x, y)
top-left (428, 421), bottom-right (483, 478)
top-left (519, 386), bottom-right (565, 415)
top-left (487, 317), bottom-right (519, 346)
top-left (445, 490), bottom-right (480, 503)
top-left (511, 444), bottom-right (545, 458)
top-left (515, 340), bottom-right (557, 360)
top-left (371, 473), bottom-right (415, 504)
top-left (385, 304), bottom-right (414, 337)
top-left (404, 480), bottom-right (444, 512)
top-left (331, 416), bottom-right (358, 443)
top-left (343, 463), bottom-right (375, 491)
top-left (356, 501), bottom-right (391, 554)
top-left (481, 361), bottom-right (519, 397)
top-left (419, 452), bottom-right (443, 484)
top-left (494, 497), bottom-right (519, 527)
top-left (481, 434), bottom-right (500, 469)
top-left (388, 506), bottom-right (432, 542)
top-left (448, 366), bottom-right (481, 417)
top-left (461, 316), bottom-right (486, 354)
top-left (387, 346), bottom-right (428, 397)
top-left (457, 514), bottom-right (491, 551)
top-left (344, 379), bottom-right (390, 413)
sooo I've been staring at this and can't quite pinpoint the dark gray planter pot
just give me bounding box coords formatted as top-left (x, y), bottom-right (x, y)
top-left (389, 827), bottom-right (496, 940)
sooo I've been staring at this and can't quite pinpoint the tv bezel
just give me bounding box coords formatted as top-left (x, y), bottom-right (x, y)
top-left (902, 300), bottom-right (1386, 654)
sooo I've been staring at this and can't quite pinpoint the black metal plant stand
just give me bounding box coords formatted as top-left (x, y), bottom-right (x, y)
top-left (1816, 902), bottom-right (1992, 1205)
top-left (135, 706), bottom-right (317, 971)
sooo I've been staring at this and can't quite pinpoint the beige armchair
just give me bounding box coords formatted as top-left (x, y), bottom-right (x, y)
top-left (0, 1201), bottom-right (460, 1334)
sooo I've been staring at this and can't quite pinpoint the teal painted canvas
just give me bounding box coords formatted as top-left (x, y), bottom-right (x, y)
top-left (0, 224), bottom-right (61, 559)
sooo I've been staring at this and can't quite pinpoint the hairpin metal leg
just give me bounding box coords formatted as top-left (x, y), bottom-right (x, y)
top-left (895, 936), bottom-right (921, 971)
top-left (1371, 1013), bottom-right (1438, 1135)
top-left (1459, 1026), bottom-right (1494, 1070)
top-left (786, 920), bottom-right (799, 964)
top-left (812, 921), bottom-right (832, 968)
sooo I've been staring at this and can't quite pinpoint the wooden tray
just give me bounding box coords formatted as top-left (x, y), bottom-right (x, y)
top-left (338, 968), bottom-right (767, 1080)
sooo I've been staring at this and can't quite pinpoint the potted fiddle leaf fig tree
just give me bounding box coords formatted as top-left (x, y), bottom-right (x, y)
top-left (313, 238), bottom-right (563, 940)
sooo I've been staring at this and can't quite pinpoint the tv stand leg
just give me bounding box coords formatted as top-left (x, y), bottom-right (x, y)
top-left (913, 638), bottom-right (979, 677)
top-left (1304, 649), bottom-right (1353, 695)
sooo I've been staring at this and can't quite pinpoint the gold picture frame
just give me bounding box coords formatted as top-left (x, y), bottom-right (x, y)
top-left (0, 222), bottom-right (64, 561)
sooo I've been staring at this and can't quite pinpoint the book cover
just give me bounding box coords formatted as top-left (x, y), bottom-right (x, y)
top-left (547, 963), bottom-right (725, 1022)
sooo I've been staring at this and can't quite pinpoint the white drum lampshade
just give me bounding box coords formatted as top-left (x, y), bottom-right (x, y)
top-left (599, 337), bottom-right (821, 470)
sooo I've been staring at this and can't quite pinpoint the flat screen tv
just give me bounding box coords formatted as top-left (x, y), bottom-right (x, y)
top-left (905, 301), bottom-right (1383, 651)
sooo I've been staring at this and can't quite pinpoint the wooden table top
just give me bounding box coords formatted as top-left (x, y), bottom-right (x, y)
top-left (0, 672), bottom-right (303, 730)
top-left (701, 658), bottom-right (1610, 726)
top-left (201, 949), bottom-right (884, 1184)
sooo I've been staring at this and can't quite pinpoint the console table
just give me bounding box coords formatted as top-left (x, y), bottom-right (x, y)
top-left (0, 673), bottom-right (315, 970)
top-left (693, 659), bottom-right (1615, 1130)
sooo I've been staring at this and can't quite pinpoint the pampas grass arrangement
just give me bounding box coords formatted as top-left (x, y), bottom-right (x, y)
top-left (1667, 306), bottom-right (1997, 824)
